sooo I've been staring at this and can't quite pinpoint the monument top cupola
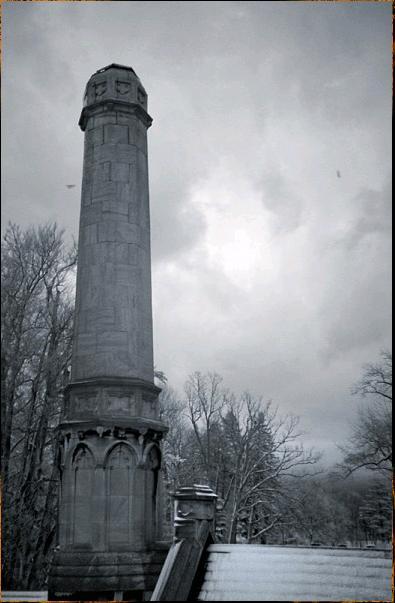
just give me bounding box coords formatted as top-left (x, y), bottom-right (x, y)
top-left (80, 63), bottom-right (149, 129)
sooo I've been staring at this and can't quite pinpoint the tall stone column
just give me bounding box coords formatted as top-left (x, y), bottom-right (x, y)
top-left (48, 64), bottom-right (168, 601)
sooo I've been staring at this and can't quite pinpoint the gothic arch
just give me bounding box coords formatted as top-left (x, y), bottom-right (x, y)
top-left (103, 439), bottom-right (139, 466)
top-left (63, 439), bottom-right (96, 470)
top-left (142, 442), bottom-right (161, 469)
top-left (71, 444), bottom-right (94, 546)
top-left (144, 444), bottom-right (161, 543)
top-left (105, 443), bottom-right (136, 548)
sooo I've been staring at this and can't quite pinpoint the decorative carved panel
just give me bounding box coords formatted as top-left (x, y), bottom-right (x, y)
top-left (137, 87), bottom-right (146, 104)
top-left (74, 391), bottom-right (99, 415)
top-left (94, 81), bottom-right (107, 98)
top-left (116, 80), bottom-right (131, 95)
top-left (107, 394), bottom-right (133, 413)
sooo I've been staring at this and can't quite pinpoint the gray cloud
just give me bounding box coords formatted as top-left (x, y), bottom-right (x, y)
top-left (150, 179), bottom-right (207, 262)
top-left (258, 171), bottom-right (305, 233)
top-left (2, 1), bottom-right (392, 466)
top-left (342, 181), bottom-right (392, 249)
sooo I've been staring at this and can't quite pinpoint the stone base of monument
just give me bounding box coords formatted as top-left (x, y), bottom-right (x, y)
top-left (48, 545), bottom-right (170, 601)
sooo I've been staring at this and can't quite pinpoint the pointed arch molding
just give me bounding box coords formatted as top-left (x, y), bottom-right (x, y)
top-left (71, 444), bottom-right (95, 546)
top-left (59, 422), bottom-right (164, 470)
top-left (105, 442), bottom-right (136, 548)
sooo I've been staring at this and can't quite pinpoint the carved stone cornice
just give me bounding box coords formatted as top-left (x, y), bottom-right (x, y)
top-left (65, 376), bottom-right (161, 397)
top-left (58, 416), bottom-right (168, 438)
top-left (57, 419), bottom-right (166, 471)
top-left (79, 99), bottom-right (153, 131)
top-left (63, 376), bottom-right (162, 423)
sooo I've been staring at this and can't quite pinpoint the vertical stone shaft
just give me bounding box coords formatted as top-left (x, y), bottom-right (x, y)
top-left (74, 64), bottom-right (153, 383)
top-left (48, 65), bottom-right (168, 601)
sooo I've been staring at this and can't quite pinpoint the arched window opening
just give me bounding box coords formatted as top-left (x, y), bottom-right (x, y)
top-left (106, 443), bottom-right (136, 548)
top-left (72, 445), bottom-right (94, 546)
top-left (145, 446), bottom-right (160, 543)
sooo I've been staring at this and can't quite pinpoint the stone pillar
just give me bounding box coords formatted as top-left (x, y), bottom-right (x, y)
top-left (48, 64), bottom-right (168, 601)
top-left (173, 485), bottom-right (217, 544)
top-left (151, 485), bottom-right (217, 601)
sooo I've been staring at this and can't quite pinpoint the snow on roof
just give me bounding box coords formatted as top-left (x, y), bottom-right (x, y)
top-left (198, 544), bottom-right (392, 601)
top-left (1, 592), bottom-right (48, 601)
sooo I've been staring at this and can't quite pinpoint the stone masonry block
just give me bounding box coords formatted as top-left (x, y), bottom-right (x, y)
top-left (102, 200), bottom-right (129, 215)
top-left (82, 224), bottom-right (98, 246)
top-left (94, 144), bottom-right (116, 164)
top-left (104, 124), bottom-right (129, 145)
top-left (139, 227), bottom-right (151, 251)
top-left (75, 309), bottom-right (88, 333)
top-left (93, 161), bottom-right (111, 182)
top-left (85, 115), bottom-right (96, 131)
top-left (76, 333), bottom-right (96, 355)
top-left (115, 264), bottom-right (136, 285)
top-left (78, 244), bottom-right (98, 267)
top-left (115, 307), bottom-right (134, 332)
top-left (124, 120), bottom-right (146, 155)
top-left (81, 186), bottom-right (92, 207)
top-left (130, 162), bottom-right (139, 184)
top-left (83, 143), bottom-right (94, 165)
top-left (125, 115), bottom-right (139, 142)
top-left (82, 166), bottom-right (93, 191)
top-left (92, 351), bottom-right (132, 376)
top-left (73, 353), bottom-right (98, 378)
top-left (112, 162), bottom-right (130, 183)
top-left (94, 113), bottom-right (117, 128)
top-left (79, 278), bottom-right (100, 309)
top-left (100, 241), bottom-right (130, 264)
top-left (137, 148), bottom-right (148, 179)
top-left (87, 307), bottom-right (115, 330)
top-left (81, 204), bottom-right (102, 226)
top-left (94, 143), bottom-right (136, 165)
top-left (98, 221), bottom-right (139, 245)
top-left (117, 182), bottom-right (136, 205)
top-left (92, 180), bottom-right (117, 199)
top-left (115, 144), bottom-right (137, 164)
top-left (128, 200), bottom-right (140, 224)
top-left (117, 112), bottom-right (135, 126)
top-left (86, 126), bottom-right (104, 146)
top-left (81, 168), bottom-right (93, 204)
top-left (128, 243), bottom-right (140, 266)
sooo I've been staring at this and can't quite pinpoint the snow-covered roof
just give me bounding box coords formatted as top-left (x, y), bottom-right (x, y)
top-left (198, 544), bottom-right (392, 601)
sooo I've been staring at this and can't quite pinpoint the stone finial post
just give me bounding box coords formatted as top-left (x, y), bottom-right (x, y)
top-left (173, 484), bottom-right (217, 542)
top-left (151, 485), bottom-right (217, 601)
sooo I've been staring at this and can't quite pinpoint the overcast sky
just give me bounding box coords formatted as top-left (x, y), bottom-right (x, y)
top-left (2, 1), bottom-right (392, 466)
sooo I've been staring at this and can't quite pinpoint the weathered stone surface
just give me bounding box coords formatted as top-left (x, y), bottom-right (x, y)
top-left (104, 123), bottom-right (129, 144)
top-left (49, 546), bottom-right (169, 597)
top-left (85, 126), bottom-right (104, 146)
top-left (48, 64), bottom-right (167, 601)
top-left (94, 113), bottom-right (117, 128)
top-left (102, 199), bottom-right (129, 215)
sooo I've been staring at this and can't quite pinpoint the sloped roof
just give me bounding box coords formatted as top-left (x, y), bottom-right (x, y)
top-left (197, 544), bottom-right (392, 601)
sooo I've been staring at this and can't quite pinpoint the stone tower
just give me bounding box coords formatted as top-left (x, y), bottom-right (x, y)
top-left (48, 64), bottom-right (168, 601)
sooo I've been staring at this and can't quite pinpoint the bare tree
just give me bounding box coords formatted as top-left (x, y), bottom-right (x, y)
top-left (1, 223), bottom-right (76, 589)
top-left (220, 393), bottom-right (320, 543)
top-left (184, 371), bottom-right (227, 486)
top-left (338, 351), bottom-right (392, 476)
top-left (158, 385), bottom-right (189, 531)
